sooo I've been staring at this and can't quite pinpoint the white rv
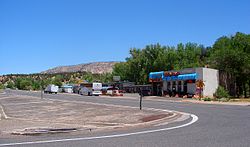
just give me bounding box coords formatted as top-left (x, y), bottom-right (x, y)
top-left (92, 82), bottom-right (102, 96)
top-left (44, 84), bottom-right (59, 94)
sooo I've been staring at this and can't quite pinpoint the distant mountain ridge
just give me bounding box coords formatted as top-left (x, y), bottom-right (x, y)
top-left (41, 61), bottom-right (119, 74)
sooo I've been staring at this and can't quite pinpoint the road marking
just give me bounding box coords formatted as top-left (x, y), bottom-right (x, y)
top-left (0, 105), bottom-right (9, 119)
top-left (0, 114), bottom-right (198, 146)
top-left (0, 97), bottom-right (12, 100)
top-left (5, 101), bottom-right (47, 106)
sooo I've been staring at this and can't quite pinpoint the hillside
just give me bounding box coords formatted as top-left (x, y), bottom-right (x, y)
top-left (41, 61), bottom-right (119, 74)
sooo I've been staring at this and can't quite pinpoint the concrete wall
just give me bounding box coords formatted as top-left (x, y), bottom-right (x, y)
top-left (199, 68), bottom-right (219, 97)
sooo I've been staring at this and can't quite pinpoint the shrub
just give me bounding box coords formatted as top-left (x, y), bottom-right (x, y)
top-left (219, 98), bottom-right (230, 102)
top-left (20, 79), bottom-right (32, 90)
top-left (0, 83), bottom-right (4, 89)
top-left (6, 81), bottom-right (15, 89)
top-left (214, 86), bottom-right (229, 98)
top-left (32, 81), bottom-right (40, 90)
top-left (203, 97), bottom-right (211, 101)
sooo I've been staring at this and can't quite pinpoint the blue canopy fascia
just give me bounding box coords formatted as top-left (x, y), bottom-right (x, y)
top-left (149, 71), bottom-right (164, 79)
top-left (162, 73), bottom-right (198, 81)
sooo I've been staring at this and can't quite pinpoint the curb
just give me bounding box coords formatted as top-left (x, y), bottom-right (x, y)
top-left (182, 99), bottom-right (250, 106)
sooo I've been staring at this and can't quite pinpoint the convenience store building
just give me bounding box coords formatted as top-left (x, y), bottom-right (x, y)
top-left (149, 67), bottom-right (219, 97)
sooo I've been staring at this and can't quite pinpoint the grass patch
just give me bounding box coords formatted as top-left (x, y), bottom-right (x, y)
top-left (202, 97), bottom-right (212, 101)
top-left (229, 98), bottom-right (250, 102)
top-left (218, 98), bottom-right (230, 102)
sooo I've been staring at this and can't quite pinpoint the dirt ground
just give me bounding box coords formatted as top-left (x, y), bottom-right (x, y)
top-left (0, 94), bottom-right (178, 137)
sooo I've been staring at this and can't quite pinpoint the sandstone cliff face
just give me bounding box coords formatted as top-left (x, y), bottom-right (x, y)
top-left (41, 62), bottom-right (119, 74)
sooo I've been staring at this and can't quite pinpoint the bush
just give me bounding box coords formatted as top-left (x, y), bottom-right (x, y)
top-left (203, 97), bottom-right (211, 101)
top-left (20, 79), bottom-right (32, 90)
top-left (32, 81), bottom-right (40, 90)
top-left (14, 78), bottom-right (22, 89)
top-left (0, 83), bottom-right (4, 89)
top-left (214, 86), bottom-right (229, 98)
top-left (219, 98), bottom-right (230, 102)
top-left (6, 81), bottom-right (15, 89)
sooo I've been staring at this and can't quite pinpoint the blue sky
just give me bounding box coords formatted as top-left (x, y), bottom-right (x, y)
top-left (1, 0), bottom-right (250, 75)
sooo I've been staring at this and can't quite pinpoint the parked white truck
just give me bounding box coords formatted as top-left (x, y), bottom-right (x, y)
top-left (44, 84), bottom-right (59, 94)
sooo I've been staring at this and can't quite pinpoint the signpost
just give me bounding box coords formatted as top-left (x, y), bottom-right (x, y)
top-left (113, 76), bottom-right (120, 82)
top-left (139, 89), bottom-right (143, 110)
top-left (196, 80), bottom-right (205, 99)
top-left (41, 88), bottom-right (43, 99)
top-left (40, 85), bottom-right (44, 99)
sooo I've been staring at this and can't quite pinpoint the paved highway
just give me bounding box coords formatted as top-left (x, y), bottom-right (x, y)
top-left (0, 90), bottom-right (250, 147)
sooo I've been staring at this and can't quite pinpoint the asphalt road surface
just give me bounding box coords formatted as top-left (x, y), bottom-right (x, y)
top-left (0, 90), bottom-right (249, 147)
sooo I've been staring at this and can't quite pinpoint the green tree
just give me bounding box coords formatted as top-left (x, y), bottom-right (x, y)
top-left (209, 32), bottom-right (250, 97)
top-left (82, 72), bottom-right (94, 83)
top-left (100, 73), bottom-right (112, 83)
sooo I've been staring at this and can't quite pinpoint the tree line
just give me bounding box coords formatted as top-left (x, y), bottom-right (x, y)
top-left (0, 72), bottom-right (112, 91)
top-left (112, 32), bottom-right (250, 98)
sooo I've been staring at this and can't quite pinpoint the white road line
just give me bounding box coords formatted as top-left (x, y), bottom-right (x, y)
top-left (0, 105), bottom-right (9, 119)
top-left (5, 101), bottom-right (47, 106)
top-left (0, 114), bottom-right (198, 147)
top-left (0, 97), bottom-right (13, 100)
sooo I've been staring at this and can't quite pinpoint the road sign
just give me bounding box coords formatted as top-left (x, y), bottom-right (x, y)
top-left (113, 76), bottom-right (120, 82)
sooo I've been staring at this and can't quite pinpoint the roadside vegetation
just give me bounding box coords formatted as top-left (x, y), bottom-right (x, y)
top-left (1, 72), bottom-right (112, 91)
top-left (214, 86), bottom-right (230, 99)
top-left (0, 83), bottom-right (4, 89)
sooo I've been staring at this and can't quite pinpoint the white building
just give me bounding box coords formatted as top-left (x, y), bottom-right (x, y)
top-left (149, 67), bottom-right (219, 97)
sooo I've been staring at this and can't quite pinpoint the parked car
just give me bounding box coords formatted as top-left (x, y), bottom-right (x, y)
top-left (72, 85), bottom-right (80, 94)
top-left (106, 87), bottom-right (123, 96)
top-left (79, 86), bottom-right (92, 96)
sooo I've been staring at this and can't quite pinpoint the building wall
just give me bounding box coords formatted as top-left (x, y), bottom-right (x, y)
top-left (195, 68), bottom-right (203, 80)
top-left (163, 81), bottom-right (168, 91)
top-left (200, 68), bottom-right (219, 97)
